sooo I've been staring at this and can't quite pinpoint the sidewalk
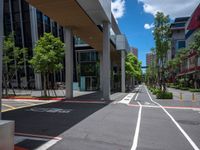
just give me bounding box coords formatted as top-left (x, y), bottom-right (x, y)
top-left (167, 88), bottom-right (200, 101)
top-left (3, 89), bottom-right (128, 103)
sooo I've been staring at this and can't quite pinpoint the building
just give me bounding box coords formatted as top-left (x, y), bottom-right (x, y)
top-left (167, 3), bottom-right (200, 88)
top-left (185, 4), bottom-right (200, 48)
top-left (168, 17), bottom-right (189, 60)
top-left (146, 52), bottom-right (156, 66)
top-left (1, 0), bottom-right (131, 100)
top-left (3, 0), bottom-right (65, 89)
top-left (131, 47), bottom-right (138, 58)
top-left (178, 3), bottom-right (200, 88)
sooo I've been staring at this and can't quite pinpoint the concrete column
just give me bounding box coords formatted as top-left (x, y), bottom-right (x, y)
top-left (0, 0), bottom-right (3, 119)
top-left (102, 22), bottom-right (111, 100)
top-left (64, 28), bottom-right (73, 99)
top-left (0, 120), bottom-right (15, 150)
top-left (29, 6), bottom-right (42, 90)
top-left (99, 52), bottom-right (103, 91)
top-left (121, 50), bottom-right (126, 92)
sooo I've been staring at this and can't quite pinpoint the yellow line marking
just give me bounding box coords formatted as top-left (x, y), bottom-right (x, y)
top-left (2, 104), bottom-right (16, 109)
top-left (2, 101), bottom-right (53, 113)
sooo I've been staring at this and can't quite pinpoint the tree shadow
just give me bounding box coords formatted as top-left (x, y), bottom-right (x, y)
top-left (2, 100), bottom-right (109, 149)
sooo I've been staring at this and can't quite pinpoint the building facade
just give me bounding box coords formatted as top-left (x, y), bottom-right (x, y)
top-left (2, 0), bottom-right (124, 92)
top-left (146, 52), bottom-right (156, 66)
top-left (167, 3), bottom-right (200, 88)
top-left (131, 47), bottom-right (138, 58)
top-left (3, 0), bottom-right (66, 89)
top-left (168, 17), bottom-right (189, 60)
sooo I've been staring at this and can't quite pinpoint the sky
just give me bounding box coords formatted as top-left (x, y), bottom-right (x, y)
top-left (111, 0), bottom-right (200, 66)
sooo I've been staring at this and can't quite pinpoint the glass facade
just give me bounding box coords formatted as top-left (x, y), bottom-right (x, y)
top-left (3, 0), bottom-right (67, 89)
top-left (76, 51), bottom-right (99, 91)
top-left (36, 10), bottom-right (43, 38)
top-left (2, 0), bottom-right (104, 91)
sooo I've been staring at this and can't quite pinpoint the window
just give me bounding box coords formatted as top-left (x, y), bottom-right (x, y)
top-left (44, 15), bottom-right (50, 33)
top-left (176, 40), bottom-right (185, 50)
top-left (79, 52), bottom-right (97, 62)
top-left (52, 22), bottom-right (57, 36)
top-left (37, 11), bottom-right (43, 37)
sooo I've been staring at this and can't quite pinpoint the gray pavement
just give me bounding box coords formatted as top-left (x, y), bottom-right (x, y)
top-left (168, 87), bottom-right (200, 101)
top-left (2, 85), bottom-right (200, 150)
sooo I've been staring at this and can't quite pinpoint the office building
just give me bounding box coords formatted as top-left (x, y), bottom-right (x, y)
top-left (146, 52), bottom-right (156, 66)
top-left (1, 0), bottom-right (130, 97)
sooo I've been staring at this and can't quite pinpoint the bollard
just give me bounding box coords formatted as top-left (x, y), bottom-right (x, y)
top-left (180, 93), bottom-right (183, 101)
top-left (192, 93), bottom-right (195, 102)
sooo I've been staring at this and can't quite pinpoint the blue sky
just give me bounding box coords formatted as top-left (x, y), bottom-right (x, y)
top-left (111, 0), bottom-right (199, 66)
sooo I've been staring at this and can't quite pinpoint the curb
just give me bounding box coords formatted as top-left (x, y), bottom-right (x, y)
top-left (3, 97), bottom-right (65, 101)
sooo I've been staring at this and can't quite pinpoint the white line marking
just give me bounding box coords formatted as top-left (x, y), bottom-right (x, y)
top-left (131, 101), bottom-right (142, 150)
top-left (15, 135), bottom-right (61, 150)
top-left (144, 102), bottom-right (150, 105)
top-left (135, 92), bottom-right (139, 101)
top-left (118, 93), bottom-right (136, 104)
top-left (145, 86), bottom-right (200, 150)
top-left (35, 139), bottom-right (60, 150)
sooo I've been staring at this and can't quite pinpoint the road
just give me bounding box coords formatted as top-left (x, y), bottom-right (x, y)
top-left (2, 85), bottom-right (200, 150)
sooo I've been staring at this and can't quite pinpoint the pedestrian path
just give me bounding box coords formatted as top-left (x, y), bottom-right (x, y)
top-left (168, 88), bottom-right (200, 101)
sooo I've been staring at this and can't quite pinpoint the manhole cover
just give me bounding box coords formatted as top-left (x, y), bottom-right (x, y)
top-left (177, 120), bottom-right (200, 125)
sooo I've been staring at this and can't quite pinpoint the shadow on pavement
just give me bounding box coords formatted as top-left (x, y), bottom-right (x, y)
top-left (2, 100), bottom-right (109, 149)
top-left (73, 91), bottom-right (104, 101)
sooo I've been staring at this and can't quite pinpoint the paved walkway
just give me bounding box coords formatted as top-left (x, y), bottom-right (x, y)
top-left (167, 88), bottom-right (200, 101)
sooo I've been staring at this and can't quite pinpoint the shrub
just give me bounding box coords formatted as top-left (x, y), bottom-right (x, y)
top-left (189, 89), bottom-right (200, 92)
top-left (156, 91), bottom-right (173, 99)
top-left (152, 88), bottom-right (161, 95)
top-left (170, 85), bottom-right (177, 88)
top-left (180, 87), bottom-right (189, 90)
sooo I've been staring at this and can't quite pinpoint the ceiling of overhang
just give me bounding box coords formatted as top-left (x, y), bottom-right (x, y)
top-left (26, 0), bottom-right (116, 52)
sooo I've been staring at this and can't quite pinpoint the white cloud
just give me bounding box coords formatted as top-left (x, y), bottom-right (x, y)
top-left (138, 0), bottom-right (199, 18)
top-left (144, 23), bottom-right (154, 30)
top-left (111, 0), bottom-right (126, 19)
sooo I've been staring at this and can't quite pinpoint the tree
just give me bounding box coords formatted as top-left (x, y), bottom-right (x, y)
top-left (125, 52), bottom-right (142, 89)
top-left (145, 48), bottom-right (157, 87)
top-left (3, 33), bottom-right (28, 95)
top-left (29, 33), bottom-right (64, 96)
top-left (153, 12), bottom-right (171, 92)
top-left (189, 30), bottom-right (200, 54)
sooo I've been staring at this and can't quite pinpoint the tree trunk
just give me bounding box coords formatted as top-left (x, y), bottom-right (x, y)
top-left (5, 63), bottom-right (9, 96)
top-left (43, 73), bottom-right (47, 96)
top-left (194, 73), bottom-right (197, 89)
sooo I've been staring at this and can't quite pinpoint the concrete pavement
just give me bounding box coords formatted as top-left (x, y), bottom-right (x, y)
top-left (167, 87), bottom-right (200, 101)
top-left (2, 85), bottom-right (200, 150)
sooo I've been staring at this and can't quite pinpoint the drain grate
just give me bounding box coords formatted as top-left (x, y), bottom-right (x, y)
top-left (177, 120), bottom-right (200, 125)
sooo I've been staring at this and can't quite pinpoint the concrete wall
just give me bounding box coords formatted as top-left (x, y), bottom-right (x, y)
top-left (172, 30), bottom-right (185, 40)
top-left (99, 0), bottom-right (111, 22)
top-left (0, 121), bottom-right (15, 150)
